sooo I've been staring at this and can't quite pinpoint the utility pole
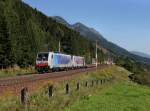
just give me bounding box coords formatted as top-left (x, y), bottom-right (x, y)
top-left (95, 40), bottom-right (98, 68)
top-left (58, 41), bottom-right (61, 53)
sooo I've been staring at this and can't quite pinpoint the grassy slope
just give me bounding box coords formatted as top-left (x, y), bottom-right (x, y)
top-left (134, 71), bottom-right (150, 86)
top-left (0, 66), bottom-right (150, 111)
top-left (65, 66), bottom-right (150, 111)
top-left (66, 83), bottom-right (150, 111)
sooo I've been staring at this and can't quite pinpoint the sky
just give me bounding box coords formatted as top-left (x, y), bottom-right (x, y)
top-left (23, 0), bottom-right (150, 55)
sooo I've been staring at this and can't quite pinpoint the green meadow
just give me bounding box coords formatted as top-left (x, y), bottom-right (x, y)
top-left (0, 66), bottom-right (150, 111)
top-left (66, 83), bottom-right (150, 111)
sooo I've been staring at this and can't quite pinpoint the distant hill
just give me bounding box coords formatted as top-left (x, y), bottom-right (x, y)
top-left (53, 16), bottom-right (150, 65)
top-left (52, 17), bottom-right (105, 41)
top-left (72, 22), bottom-right (105, 41)
top-left (131, 51), bottom-right (150, 59)
top-left (52, 16), bottom-right (71, 27)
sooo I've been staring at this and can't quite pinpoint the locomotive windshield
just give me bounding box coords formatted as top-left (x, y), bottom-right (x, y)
top-left (37, 53), bottom-right (48, 61)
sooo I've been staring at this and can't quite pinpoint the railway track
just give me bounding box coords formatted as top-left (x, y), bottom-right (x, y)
top-left (0, 64), bottom-right (109, 95)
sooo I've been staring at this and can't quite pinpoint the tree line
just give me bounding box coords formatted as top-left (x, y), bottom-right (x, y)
top-left (0, 0), bottom-right (106, 68)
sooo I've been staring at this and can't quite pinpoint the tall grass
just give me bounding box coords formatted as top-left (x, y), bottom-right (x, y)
top-left (0, 66), bottom-right (36, 78)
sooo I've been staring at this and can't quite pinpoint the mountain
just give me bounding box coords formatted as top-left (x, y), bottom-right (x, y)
top-left (53, 16), bottom-right (150, 65)
top-left (52, 16), bottom-right (105, 41)
top-left (72, 22), bottom-right (105, 41)
top-left (131, 51), bottom-right (150, 59)
top-left (52, 16), bottom-right (71, 27)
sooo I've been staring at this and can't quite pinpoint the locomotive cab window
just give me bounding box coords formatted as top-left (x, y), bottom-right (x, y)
top-left (37, 53), bottom-right (48, 61)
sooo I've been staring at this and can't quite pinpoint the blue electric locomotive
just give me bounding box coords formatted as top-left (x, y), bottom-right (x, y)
top-left (36, 52), bottom-right (85, 73)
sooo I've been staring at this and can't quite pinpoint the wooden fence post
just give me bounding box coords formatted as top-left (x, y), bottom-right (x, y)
top-left (76, 82), bottom-right (80, 91)
top-left (66, 83), bottom-right (69, 94)
top-left (48, 85), bottom-right (53, 97)
top-left (21, 87), bottom-right (28, 105)
top-left (85, 81), bottom-right (88, 87)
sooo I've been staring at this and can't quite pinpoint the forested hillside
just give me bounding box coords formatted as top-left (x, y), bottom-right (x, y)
top-left (0, 0), bottom-right (106, 68)
top-left (53, 16), bottom-right (150, 81)
top-left (53, 16), bottom-right (150, 65)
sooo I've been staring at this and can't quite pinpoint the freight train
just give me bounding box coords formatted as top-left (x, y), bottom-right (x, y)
top-left (36, 52), bottom-right (86, 73)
